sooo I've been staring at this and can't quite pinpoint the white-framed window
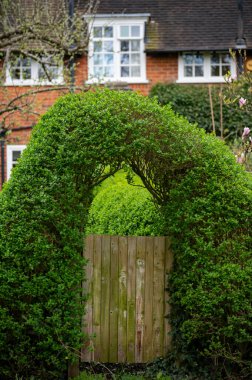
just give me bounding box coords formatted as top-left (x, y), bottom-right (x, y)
top-left (5, 56), bottom-right (64, 85)
top-left (87, 16), bottom-right (148, 84)
top-left (178, 52), bottom-right (236, 83)
top-left (7, 145), bottom-right (26, 180)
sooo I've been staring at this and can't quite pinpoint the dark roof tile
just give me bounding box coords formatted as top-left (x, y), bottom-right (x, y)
top-left (87, 0), bottom-right (252, 51)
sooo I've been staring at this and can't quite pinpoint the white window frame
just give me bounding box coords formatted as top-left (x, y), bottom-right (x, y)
top-left (177, 52), bottom-right (236, 83)
top-left (5, 57), bottom-right (64, 86)
top-left (7, 145), bottom-right (26, 180)
top-left (87, 16), bottom-right (148, 84)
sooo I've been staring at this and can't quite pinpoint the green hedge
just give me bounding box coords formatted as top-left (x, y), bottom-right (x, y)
top-left (0, 89), bottom-right (251, 379)
top-left (86, 183), bottom-right (165, 236)
top-left (150, 83), bottom-right (250, 140)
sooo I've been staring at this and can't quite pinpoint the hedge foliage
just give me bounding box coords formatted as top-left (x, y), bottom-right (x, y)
top-left (86, 182), bottom-right (165, 236)
top-left (150, 83), bottom-right (251, 140)
top-left (0, 89), bottom-right (251, 379)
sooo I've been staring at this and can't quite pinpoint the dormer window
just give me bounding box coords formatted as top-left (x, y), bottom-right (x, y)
top-left (178, 52), bottom-right (236, 83)
top-left (88, 16), bottom-right (148, 84)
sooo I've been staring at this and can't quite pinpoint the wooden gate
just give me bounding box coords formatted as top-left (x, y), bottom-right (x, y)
top-left (81, 235), bottom-right (173, 363)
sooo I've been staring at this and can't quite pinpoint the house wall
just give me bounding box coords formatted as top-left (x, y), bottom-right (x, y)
top-left (0, 52), bottom-right (178, 190)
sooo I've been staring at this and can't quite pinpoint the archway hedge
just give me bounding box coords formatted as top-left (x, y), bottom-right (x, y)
top-left (0, 89), bottom-right (251, 379)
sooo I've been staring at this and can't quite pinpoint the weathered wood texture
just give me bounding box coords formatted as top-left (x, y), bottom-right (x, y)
top-left (82, 235), bottom-right (173, 363)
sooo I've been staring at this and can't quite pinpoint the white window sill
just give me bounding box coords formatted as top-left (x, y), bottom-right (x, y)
top-left (4, 79), bottom-right (65, 86)
top-left (86, 78), bottom-right (149, 85)
top-left (176, 77), bottom-right (226, 84)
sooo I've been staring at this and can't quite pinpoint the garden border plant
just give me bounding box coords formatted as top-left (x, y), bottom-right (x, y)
top-left (0, 89), bottom-right (251, 379)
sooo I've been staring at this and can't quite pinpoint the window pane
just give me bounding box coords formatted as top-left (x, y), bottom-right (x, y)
top-left (93, 27), bottom-right (102, 38)
top-left (104, 66), bottom-right (114, 77)
top-left (195, 65), bottom-right (204, 76)
top-left (131, 66), bottom-right (140, 77)
top-left (211, 54), bottom-right (220, 64)
top-left (222, 54), bottom-right (231, 64)
top-left (121, 66), bottom-right (129, 77)
top-left (195, 55), bottom-right (204, 64)
top-left (15, 57), bottom-right (22, 66)
top-left (104, 41), bottom-right (113, 52)
top-left (211, 65), bottom-right (220, 76)
top-left (94, 66), bottom-right (103, 77)
top-left (121, 54), bottom-right (129, 64)
top-left (23, 68), bottom-right (31, 79)
top-left (184, 54), bottom-right (193, 64)
top-left (131, 40), bottom-right (140, 51)
top-left (104, 26), bottom-right (113, 38)
top-left (50, 67), bottom-right (59, 79)
top-left (11, 68), bottom-right (21, 79)
top-left (131, 53), bottom-right (140, 65)
top-left (120, 26), bottom-right (129, 37)
top-left (184, 66), bottom-right (193, 77)
top-left (104, 54), bottom-right (113, 65)
top-left (22, 57), bottom-right (31, 67)
top-left (131, 25), bottom-right (140, 37)
top-left (94, 41), bottom-right (102, 52)
top-left (94, 54), bottom-right (103, 65)
top-left (222, 65), bottom-right (230, 75)
top-left (12, 151), bottom-right (21, 161)
top-left (121, 40), bottom-right (129, 52)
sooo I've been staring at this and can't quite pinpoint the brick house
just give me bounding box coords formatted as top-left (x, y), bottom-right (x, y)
top-left (0, 0), bottom-right (252, 189)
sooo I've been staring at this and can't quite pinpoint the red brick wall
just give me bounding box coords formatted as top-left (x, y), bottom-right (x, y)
top-left (0, 53), bottom-right (178, 188)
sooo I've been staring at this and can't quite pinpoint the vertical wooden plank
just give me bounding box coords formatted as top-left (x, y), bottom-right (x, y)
top-left (143, 236), bottom-right (154, 362)
top-left (109, 236), bottom-right (119, 362)
top-left (81, 235), bottom-right (94, 361)
top-left (152, 237), bottom-right (165, 357)
top-left (118, 236), bottom-right (128, 362)
top-left (164, 237), bottom-right (173, 353)
top-left (127, 236), bottom-right (136, 362)
top-left (100, 235), bottom-right (111, 362)
top-left (92, 235), bottom-right (102, 361)
top-left (135, 236), bottom-right (146, 363)
top-left (68, 362), bottom-right (79, 379)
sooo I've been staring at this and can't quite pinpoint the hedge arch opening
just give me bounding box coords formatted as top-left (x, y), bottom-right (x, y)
top-left (0, 89), bottom-right (251, 380)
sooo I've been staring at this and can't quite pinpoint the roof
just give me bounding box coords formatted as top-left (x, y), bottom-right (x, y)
top-left (83, 0), bottom-right (252, 52)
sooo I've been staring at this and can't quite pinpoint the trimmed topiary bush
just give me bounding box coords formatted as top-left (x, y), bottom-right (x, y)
top-left (150, 83), bottom-right (250, 140)
top-left (0, 88), bottom-right (251, 379)
top-left (86, 182), bottom-right (165, 236)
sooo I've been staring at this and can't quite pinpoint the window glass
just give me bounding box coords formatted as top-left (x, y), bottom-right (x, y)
top-left (120, 26), bottom-right (129, 38)
top-left (90, 22), bottom-right (144, 81)
top-left (104, 26), bottom-right (113, 38)
top-left (183, 54), bottom-right (204, 77)
top-left (195, 66), bottom-right (204, 76)
top-left (131, 40), bottom-right (140, 51)
top-left (119, 25), bottom-right (141, 78)
top-left (10, 57), bottom-right (31, 80)
top-left (131, 25), bottom-right (140, 37)
top-left (38, 57), bottom-right (60, 81)
top-left (210, 53), bottom-right (231, 77)
top-left (7, 145), bottom-right (26, 179)
top-left (184, 66), bottom-right (193, 77)
top-left (93, 27), bottom-right (102, 38)
top-left (12, 151), bottom-right (22, 162)
top-left (93, 26), bottom-right (114, 78)
top-left (211, 65), bottom-right (220, 76)
top-left (8, 55), bottom-right (61, 83)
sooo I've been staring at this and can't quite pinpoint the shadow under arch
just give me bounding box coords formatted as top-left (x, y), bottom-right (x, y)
top-left (0, 89), bottom-right (251, 379)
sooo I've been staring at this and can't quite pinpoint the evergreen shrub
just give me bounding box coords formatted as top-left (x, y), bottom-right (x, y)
top-left (0, 89), bottom-right (251, 379)
top-left (150, 83), bottom-right (250, 140)
top-left (86, 183), bottom-right (165, 236)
